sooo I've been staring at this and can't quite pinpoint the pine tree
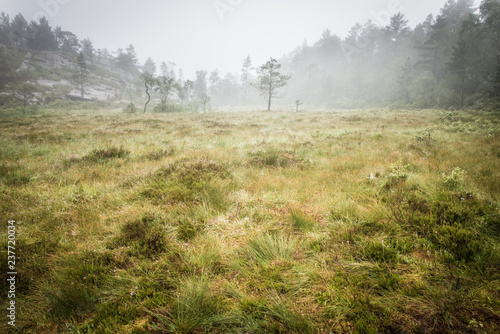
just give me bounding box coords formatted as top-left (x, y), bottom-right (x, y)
top-left (194, 70), bottom-right (208, 98)
top-left (27, 17), bottom-right (58, 51)
top-left (81, 38), bottom-right (94, 64)
top-left (252, 58), bottom-right (290, 111)
top-left (448, 13), bottom-right (481, 108)
top-left (481, 0), bottom-right (500, 97)
top-left (77, 52), bottom-right (87, 99)
top-left (241, 56), bottom-right (252, 103)
top-left (175, 80), bottom-right (193, 106)
top-left (0, 12), bottom-right (11, 45)
top-left (397, 57), bottom-right (413, 104)
top-left (10, 14), bottom-right (28, 48)
top-left (143, 57), bottom-right (157, 75)
top-left (386, 12), bottom-right (410, 57)
top-left (154, 75), bottom-right (175, 112)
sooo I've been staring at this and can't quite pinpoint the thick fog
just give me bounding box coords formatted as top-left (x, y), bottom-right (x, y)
top-left (2, 0), bottom-right (495, 110)
top-left (2, 0), bottom-right (451, 77)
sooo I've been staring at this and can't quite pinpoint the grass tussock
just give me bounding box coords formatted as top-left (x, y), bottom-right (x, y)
top-left (241, 232), bottom-right (299, 267)
top-left (290, 208), bottom-right (316, 231)
top-left (248, 147), bottom-right (309, 169)
top-left (106, 213), bottom-right (170, 258)
top-left (64, 146), bottom-right (130, 166)
top-left (142, 158), bottom-right (232, 209)
top-left (143, 147), bottom-right (175, 161)
top-left (147, 277), bottom-right (234, 333)
top-left (86, 146), bottom-right (130, 160)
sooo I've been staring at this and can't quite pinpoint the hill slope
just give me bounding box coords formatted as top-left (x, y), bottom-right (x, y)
top-left (0, 45), bottom-right (142, 107)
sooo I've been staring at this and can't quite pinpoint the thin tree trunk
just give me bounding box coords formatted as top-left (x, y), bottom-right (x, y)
top-left (268, 79), bottom-right (272, 111)
top-left (144, 83), bottom-right (150, 113)
top-left (461, 72), bottom-right (465, 109)
top-left (80, 76), bottom-right (84, 99)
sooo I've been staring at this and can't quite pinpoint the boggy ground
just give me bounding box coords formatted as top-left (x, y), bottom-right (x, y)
top-left (0, 108), bottom-right (499, 333)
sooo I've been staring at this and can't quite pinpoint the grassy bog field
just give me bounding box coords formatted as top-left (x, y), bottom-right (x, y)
top-left (1, 109), bottom-right (500, 333)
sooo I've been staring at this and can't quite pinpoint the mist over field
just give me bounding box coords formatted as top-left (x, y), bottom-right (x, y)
top-left (1, 1), bottom-right (500, 333)
top-left (1, 0), bottom-right (498, 111)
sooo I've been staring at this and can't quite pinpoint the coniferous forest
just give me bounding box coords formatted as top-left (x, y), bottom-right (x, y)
top-left (1, 0), bottom-right (500, 110)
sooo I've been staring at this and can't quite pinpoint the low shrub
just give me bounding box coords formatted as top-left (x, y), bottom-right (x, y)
top-left (360, 240), bottom-right (399, 263)
top-left (383, 158), bottom-right (410, 190)
top-left (123, 102), bottom-right (138, 113)
top-left (431, 225), bottom-right (483, 262)
top-left (442, 167), bottom-right (465, 191)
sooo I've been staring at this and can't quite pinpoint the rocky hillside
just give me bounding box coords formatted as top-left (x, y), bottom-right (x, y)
top-left (0, 45), bottom-right (142, 108)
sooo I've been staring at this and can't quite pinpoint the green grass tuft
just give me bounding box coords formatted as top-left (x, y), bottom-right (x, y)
top-left (147, 277), bottom-right (235, 333)
top-left (290, 208), bottom-right (316, 231)
top-left (242, 233), bottom-right (299, 267)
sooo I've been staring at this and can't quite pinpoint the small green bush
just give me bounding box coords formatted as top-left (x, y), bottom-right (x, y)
top-left (382, 182), bottom-right (429, 225)
top-left (444, 112), bottom-right (455, 123)
top-left (123, 102), bottom-right (137, 113)
top-left (431, 195), bottom-right (483, 227)
top-left (383, 158), bottom-right (410, 189)
top-left (154, 100), bottom-right (186, 113)
top-left (431, 225), bottom-right (483, 262)
top-left (443, 167), bottom-right (465, 191)
top-left (113, 216), bottom-right (151, 246)
top-left (361, 241), bottom-right (398, 263)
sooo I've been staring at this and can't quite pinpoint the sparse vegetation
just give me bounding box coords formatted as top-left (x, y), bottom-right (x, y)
top-left (1, 109), bottom-right (499, 334)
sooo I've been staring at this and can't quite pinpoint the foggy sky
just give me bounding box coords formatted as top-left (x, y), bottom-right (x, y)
top-left (2, 0), bottom-right (482, 78)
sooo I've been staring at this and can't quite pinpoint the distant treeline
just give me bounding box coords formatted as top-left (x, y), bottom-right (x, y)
top-left (284, 0), bottom-right (500, 109)
top-left (0, 12), bottom-right (140, 73)
top-left (1, 0), bottom-right (500, 110)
